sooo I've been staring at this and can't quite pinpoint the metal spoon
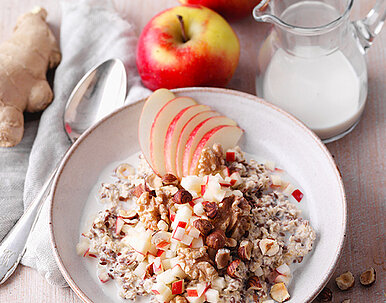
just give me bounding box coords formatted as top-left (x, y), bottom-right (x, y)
top-left (0, 58), bottom-right (127, 284)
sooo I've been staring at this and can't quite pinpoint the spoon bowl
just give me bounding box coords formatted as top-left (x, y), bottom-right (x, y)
top-left (64, 59), bottom-right (127, 142)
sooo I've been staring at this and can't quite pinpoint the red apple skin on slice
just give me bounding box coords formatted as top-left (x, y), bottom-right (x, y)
top-left (175, 110), bottom-right (220, 178)
top-left (164, 104), bottom-right (210, 175)
top-left (150, 97), bottom-right (197, 176)
top-left (189, 125), bottom-right (243, 175)
top-left (139, 89), bottom-right (175, 168)
top-left (182, 116), bottom-right (237, 176)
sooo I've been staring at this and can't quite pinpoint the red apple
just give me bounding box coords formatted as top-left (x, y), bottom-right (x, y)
top-left (136, 5), bottom-right (240, 90)
top-left (179, 0), bottom-right (262, 20)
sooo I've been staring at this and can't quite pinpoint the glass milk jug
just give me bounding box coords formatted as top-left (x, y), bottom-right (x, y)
top-left (254, 0), bottom-right (385, 142)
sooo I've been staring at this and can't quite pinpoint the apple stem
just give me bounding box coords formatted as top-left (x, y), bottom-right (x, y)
top-left (177, 15), bottom-right (188, 43)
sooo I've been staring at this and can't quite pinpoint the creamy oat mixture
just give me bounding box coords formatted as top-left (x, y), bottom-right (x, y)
top-left (77, 145), bottom-right (316, 303)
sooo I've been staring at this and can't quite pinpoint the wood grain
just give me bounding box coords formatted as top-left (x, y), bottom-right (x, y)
top-left (0, 0), bottom-right (384, 302)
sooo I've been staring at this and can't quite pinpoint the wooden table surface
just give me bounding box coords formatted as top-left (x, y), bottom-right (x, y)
top-left (0, 0), bottom-right (384, 302)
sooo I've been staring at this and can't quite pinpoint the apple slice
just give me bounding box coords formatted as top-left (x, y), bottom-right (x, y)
top-left (150, 96), bottom-right (197, 176)
top-left (189, 125), bottom-right (243, 175)
top-left (182, 116), bottom-right (238, 176)
top-left (139, 89), bottom-right (175, 168)
top-left (164, 104), bottom-right (210, 175)
top-left (176, 110), bottom-right (220, 178)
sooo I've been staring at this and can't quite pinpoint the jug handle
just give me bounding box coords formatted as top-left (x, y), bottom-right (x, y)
top-left (353, 0), bottom-right (386, 53)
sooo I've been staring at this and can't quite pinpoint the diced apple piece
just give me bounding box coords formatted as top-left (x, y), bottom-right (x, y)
top-left (139, 89), bottom-right (175, 169)
top-left (98, 269), bottom-right (110, 283)
top-left (172, 227), bottom-right (185, 241)
top-left (181, 234), bottom-right (194, 246)
top-left (187, 226), bottom-right (200, 238)
top-left (176, 110), bottom-right (220, 178)
top-left (180, 175), bottom-right (203, 197)
top-left (171, 264), bottom-right (187, 279)
top-left (172, 205), bottom-right (193, 230)
top-left (76, 239), bottom-right (90, 256)
top-left (274, 274), bottom-right (291, 285)
top-left (150, 97), bottom-right (197, 175)
top-left (165, 250), bottom-right (176, 259)
top-left (153, 257), bottom-right (163, 273)
top-left (122, 230), bottom-right (152, 256)
top-left (292, 189), bottom-right (304, 202)
top-left (164, 104), bottom-right (210, 175)
top-left (205, 289), bottom-right (220, 303)
top-left (183, 116), bottom-right (238, 176)
top-left (134, 260), bottom-right (149, 278)
top-left (152, 282), bottom-right (173, 302)
top-left (270, 174), bottom-right (282, 186)
top-left (265, 160), bottom-right (276, 171)
top-left (186, 287), bottom-right (199, 297)
top-left (226, 151), bottom-right (235, 162)
top-left (189, 125), bottom-right (243, 176)
top-left (115, 216), bottom-right (125, 235)
top-left (162, 258), bottom-right (172, 270)
top-left (212, 277), bottom-right (226, 290)
top-left (190, 236), bottom-right (204, 248)
top-left (186, 296), bottom-right (205, 303)
top-left (283, 183), bottom-right (295, 196)
top-left (156, 240), bottom-right (171, 250)
top-left (196, 282), bottom-right (210, 297)
top-left (172, 279), bottom-right (185, 295)
top-left (156, 269), bottom-right (177, 284)
top-left (276, 264), bottom-right (291, 276)
top-left (193, 202), bottom-right (205, 216)
top-left (148, 254), bottom-right (156, 264)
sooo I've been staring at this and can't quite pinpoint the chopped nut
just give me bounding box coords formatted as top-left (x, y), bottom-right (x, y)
top-left (118, 209), bottom-right (138, 219)
top-left (115, 163), bottom-right (135, 179)
top-left (157, 219), bottom-right (169, 231)
top-left (202, 201), bottom-right (218, 218)
top-left (130, 184), bottom-right (144, 198)
top-left (215, 248), bottom-right (230, 269)
top-left (225, 237), bottom-right (237, 248)
top-left (259, 238), bottom-right (279, 256)
top-left (227, 259), bottom-right (246, 279)
top-left (193, 218), bottom-right (214, 236)
top-left (146, 174), bottom-right (163, 189)
top-left (270, 283), bottom-right (290, 302)
top-left (162, 173), bottom-right (179, 186)
top-left (317, 287), bottom-right (332, 302)
top-left (238, 240), bottom-right (253, 261)
top-left (170, 295), bottom-right (188, 303)
top-left (246, 276), bottom-right (262, 290)
top-left (206, 229), bottom-right (226, 250)
top-left (173, 189), bottom-right (193, 204)
top-left (359, 267), bottom-right (376, 286)
top-left (336, 271), bottom-right (355, 290)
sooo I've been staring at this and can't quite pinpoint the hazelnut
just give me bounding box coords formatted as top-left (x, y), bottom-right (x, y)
top-left (162, 173), bottom-right (179, 186)
top-left (259, 238), bottom-right (279, 256)
top-left (146, 174), bottom-right (163, 189)
top-left (173, 189), bottom-right (193, 204)
top-left (193, 219), bottom-right (214, 237)
top-left (202, 201), bottom-right (218, 218)
top-left (215, 248), bottom-right (230, 269)
top-left (206, 229), bottom-right (226, 249)
top-left (225, 237), bottom-right (237, 248)
top-left (227, 259), bottom-right (246, 279)
top-left (335, 271), bottom-right (355, 290)
top-left (270, 283), bottom-right (290, 302)
top-left (246, 276), bottom-right (262, 290)
top-left (359, 267), bottom-right (376, 286)
top-left (238, 240), bottom-right (253, 261)
top-left (316, 287), bottom-right (332, 302)
top-left (131, 184), bottom-right (144, 198)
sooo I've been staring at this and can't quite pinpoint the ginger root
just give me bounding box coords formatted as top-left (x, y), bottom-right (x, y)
top-left (0, 7), bottom-right (61, 147)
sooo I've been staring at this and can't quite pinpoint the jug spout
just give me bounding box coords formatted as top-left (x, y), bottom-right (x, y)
top-left (253, 0), bottom-right (281, 26)
top-left (353, 0), bottom-right (385, 53)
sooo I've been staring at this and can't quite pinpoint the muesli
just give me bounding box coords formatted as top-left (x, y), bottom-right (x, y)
top-left (78, 144), bottom-right (316, 303)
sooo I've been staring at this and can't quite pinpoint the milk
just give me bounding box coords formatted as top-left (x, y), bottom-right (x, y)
top-left (262, 46), bottom-right (364, 139)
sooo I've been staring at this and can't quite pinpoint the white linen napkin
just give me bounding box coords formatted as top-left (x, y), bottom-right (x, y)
top-left (0, 0), bottom-right (150, 286)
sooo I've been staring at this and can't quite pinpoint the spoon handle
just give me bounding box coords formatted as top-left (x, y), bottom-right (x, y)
top-left (0, 167), bottom-right (57, 285)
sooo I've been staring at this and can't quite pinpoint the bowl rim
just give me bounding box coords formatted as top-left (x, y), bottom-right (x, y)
top-left (49, 87), bottom-right (347, 303)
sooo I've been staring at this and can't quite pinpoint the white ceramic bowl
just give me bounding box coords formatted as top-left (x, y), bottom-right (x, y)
top-left (50, 87), bottom-right (346, 303)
